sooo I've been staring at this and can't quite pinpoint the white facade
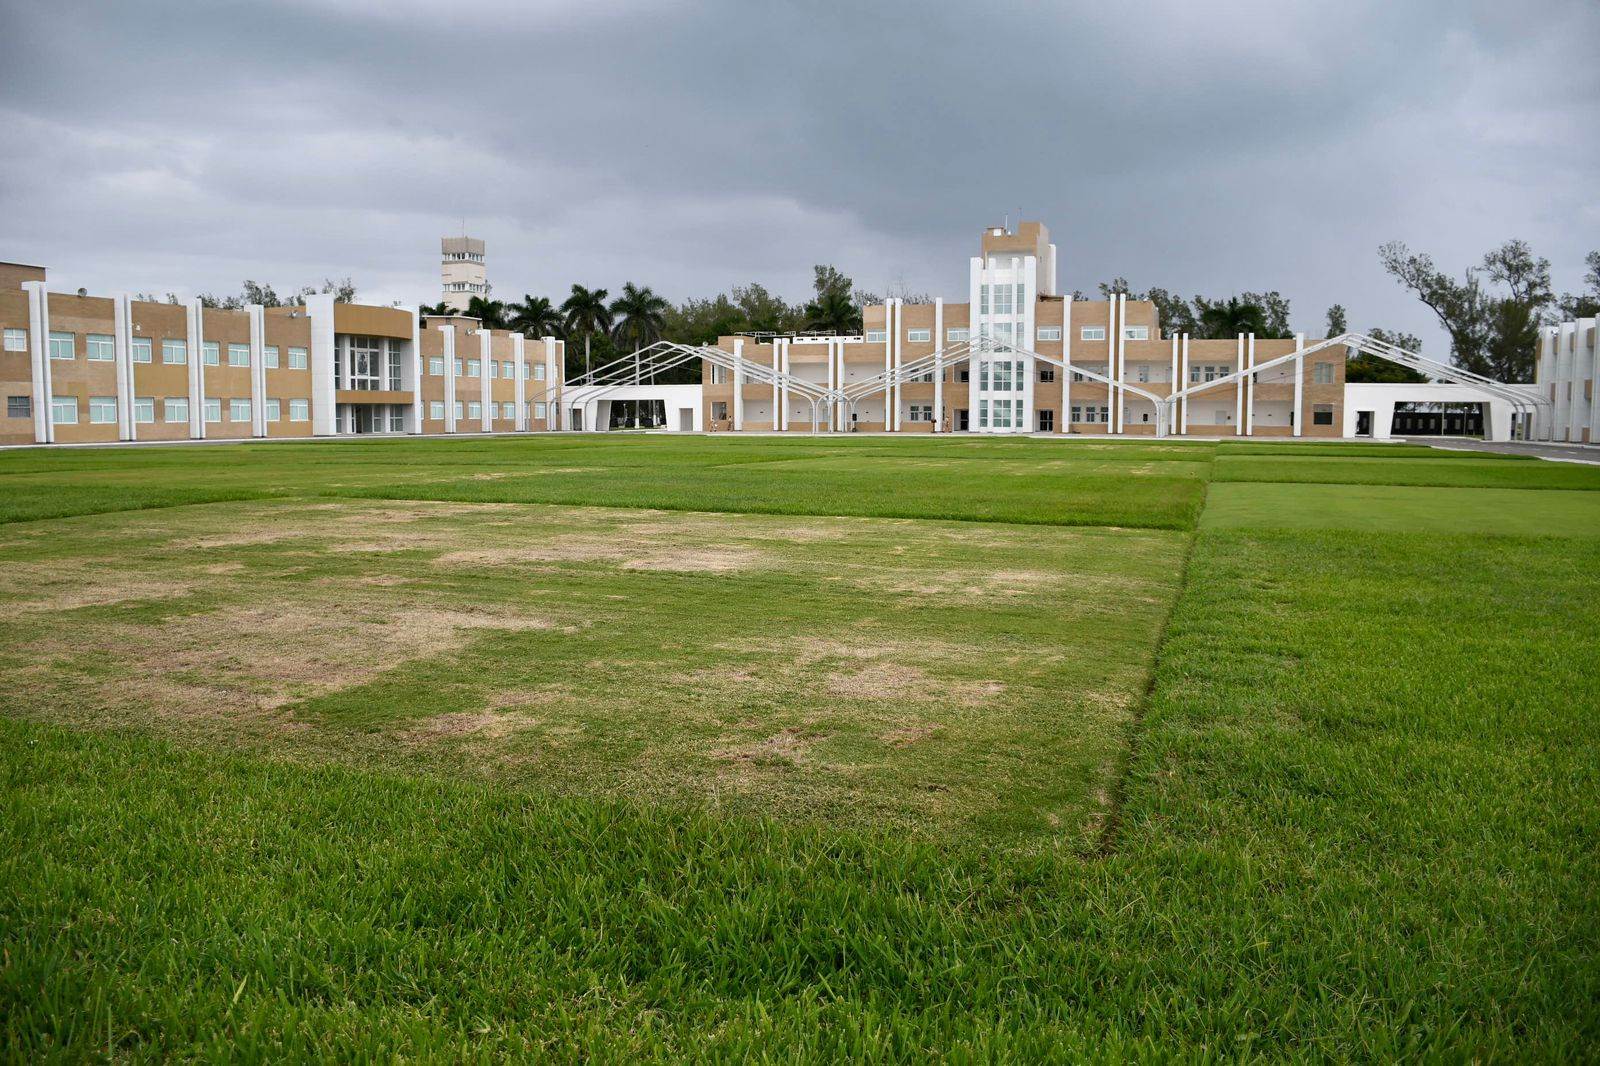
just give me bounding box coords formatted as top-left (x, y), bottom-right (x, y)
top-left (1343, 383), bottom-right (1541, 441)
top-left (440, 236), bottom-right (488, 312)
top-left (1537, 318), bottom-right (1598, 443)
top-left (567, 384), bottom-right (704, 433)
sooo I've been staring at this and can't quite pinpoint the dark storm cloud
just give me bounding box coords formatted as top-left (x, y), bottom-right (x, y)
top-left (1, 0), bottom-right (1595, 353)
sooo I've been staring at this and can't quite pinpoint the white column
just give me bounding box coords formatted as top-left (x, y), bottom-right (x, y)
top-left (967, 257), bottom-right (982, 432)
top-left (513, 333), bottom-right (527, 431)
top-left (1168, 334), bottom-right (1179, 436)
top-left (1021, 259), bottom-right (1036, 433)
top-left (1062, 298), bottom-right (1072, 433)
top-left (779, 338), bottom-right (790, 431)
top-left (825, 337), bottom-right (837, 430)
top-left (479, 329), bottom-right (492, 432)
top-left (933, 298), bottom-right (944, 432)
top-left (24, 282), bottom-right (52, 443)
top-left (113, 292), bottom-right (134, 440)
top-left (1292, 332), bottom-right (1304, 437)
top-left (1234, 334), bottom-right (1245, 436)
top-left (770, 342), bottom-right (779, 430)
top-left (889, 298), bottom-right (900, 431)
top-left (442, 325), bottom-right (457, 433)
top-left (305, 293), bottom-right (336, 437)
top-left (1180, 335), bottom-right (1190, 434)
top-left (248, 304), bottom-right (267, 438)
top-left (408, 307), bottom-right (423, 434)
top-left (1112, 294), bottom-right (1125, 434)
top-left (1244, 333), bottom-right (1256, 436)
top-left (732, 337), bottom-right (744, 431)
top-left (187, 298), bottom-right (207, 439)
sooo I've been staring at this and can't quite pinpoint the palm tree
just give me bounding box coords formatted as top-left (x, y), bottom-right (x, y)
top-left (804, 288), bottom-right (860, 335)
top-left (464, 295), bottom-right (508, 329)
top-left (1196, 297), bottom-right (1269, 340)
top-left (509, 295), bottom-right (563, 338)
top-left (610, 283), bottom-right (669, 384)
top-left (561, 284), bottom-right (612, 378)
top-left (419, 300), bottom-right (455, 317)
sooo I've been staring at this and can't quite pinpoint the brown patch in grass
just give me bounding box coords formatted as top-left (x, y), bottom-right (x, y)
top-left (622, 546), bottom-right (762, 573)
top-left (825, 661), bottom-right (1004, 706)
top-left (880, 722), bottom-right (943, 747)
top-left (712, 727), bottom-right (827, 766)
top-left (401, 709), bottom-right (539, 741)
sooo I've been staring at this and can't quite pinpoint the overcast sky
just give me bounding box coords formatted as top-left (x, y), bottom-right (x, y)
top-left (2, 0), bottom-right (1596, 354)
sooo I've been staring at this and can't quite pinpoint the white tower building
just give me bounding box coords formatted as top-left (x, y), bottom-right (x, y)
top-left (440, 236), bottom-right (488, 312)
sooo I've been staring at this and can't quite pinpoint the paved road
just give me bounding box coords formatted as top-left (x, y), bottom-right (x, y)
top-left (1404, 437), bottom-right (1600, 465)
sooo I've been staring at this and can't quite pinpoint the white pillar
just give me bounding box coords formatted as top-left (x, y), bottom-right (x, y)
top-left (770, 341), bottom-right (779, 431)
top-left (305, 293), bottom-right (336, 437)
top-left (1113, 293), bottom-right (1125, 434)
top-left (1179, 334), bottom-right (1190, 435)
top-left (24, 282), bottom-right (52, 443)
top-left (1234, 334), bottom-right (1245, 436)
top-left (408, 308), bottom-right (424, 434)
top-left (479, 329), bottom-right (492, 432)
top-left (113, 292), bottom-right (135, 440)
top-left (1061, 298), bottom-right (1072, 434)
top-left (732, 337), bottom-right (744, 431)
top-left (187, 298), bottom-right (207, 439)
top-left (779, 338), bottom-right (790, 431)
top-left (1168, 334), bottom-right (1179, 435)
top-left (933, 298), bottom-right (944, 432)
top-left (442, 325), bottom-right (457, 433)
top-left (1292, 332), bottom-right (1304, 437)
top-left (512, 333), bottom-right (527, 431)
top-left (1021, 259), bottom-right (1036, 433)
top-left (544, 337), bottom-right (559, 430)
top-left (889, 298), bottom-right (900, 432)
top-left (1244, 333), bottom-right (1256, 436)
top-left (248, 304), bottom-right (267, 438)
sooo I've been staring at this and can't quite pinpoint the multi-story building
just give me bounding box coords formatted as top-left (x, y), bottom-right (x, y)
top-left (1536, 317), bottom-right (1598, 443)
top-left (0, 265), bottom-right (563, 447)
top-left (440, 236), bottom-right (489, 312)
top-left (703, 222), bottom-right (1347, 437)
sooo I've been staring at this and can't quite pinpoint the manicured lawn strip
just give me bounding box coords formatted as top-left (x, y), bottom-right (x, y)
top-left (1216, 441), bottom-right (1523, 459)
top-left (1202, 481), bottom-right (1600, 537)
top-left (4, 525), bottom-right (1596, 1058)
top-left (1214, 454), bottom-right (1600, 490)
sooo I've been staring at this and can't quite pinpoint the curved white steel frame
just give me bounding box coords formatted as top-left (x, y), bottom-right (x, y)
top-left (1170, 333), bottom-right (1550, 441)
top-left (561, 340), bottom-right (840, 433)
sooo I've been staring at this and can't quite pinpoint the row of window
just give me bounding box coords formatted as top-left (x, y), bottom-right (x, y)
top-left (425, 400), bottom-right (549, 421)
top-left (19, 329), bottom-right (310, 369)
top-left (37, 395), bottom-right (311, 425)
top-left (861, 325), bottom-right (1149, 344)
top-left (424, 356), bottom-right (548, 380)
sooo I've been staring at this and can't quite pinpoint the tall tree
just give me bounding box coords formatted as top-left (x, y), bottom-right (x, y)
top-left (463, 295), bottom-right (507, 329)
top-left (561, 284), bottom-right (612, 378)
top-left (1347, 327), bottom-right (1427, 383)
top-left (1379, 239), bottom-right (1550, 381)
top-left (1557, 250), bottom-right (1600, 320)
top-left (732, 283), bottom-right (799, 334)
top-left (610, 283), bottom-right (669, 385)
top-left (1194, 296), bottom-right (1269, 339)
top-left (804, 265), bottom-right (864, 334)
top-left (508, 294), bottom-right (562, 338)
top-left (1324, 304), bottom-right (1349, 337)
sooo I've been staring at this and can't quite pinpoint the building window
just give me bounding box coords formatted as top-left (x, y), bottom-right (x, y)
top-left (1137, 364), bottom-right (1150, 383)
top-left (947, 328), bottom-right (968, 342)
top-left (1036, 326), bottom-right (1062, 342)
top-left (230, 398), bottom-right (251, 422)
top-left (534, 363), bottom-right (547, 381)
top-left (134, 397), bottom-right (155, 424)
top-left (164, 397), bottom-right (188, 423)
top-left (425, 357), bottom-right (441, 376)
top-left (228, 343), bottom-right (250, 367)
top-left (204, 397), bottom-right (222, 423)
top-left (264, 345), bottom-right (279, 369)
top-left (534, 402), bottom-right (548, 419)
top-left (51, 396), bottom-right (78, 424)
top-left (1038, 367), bottom-right (1055, 383)
top-left (908, 404), bottom-right (933, 421)
top-left (132, 337), bottom-right (152, 363)
top-left (1313, 361), bottom-right (1335, 385)
top-left (1038, 409), bottom-right (1055, 432)
top-left (1123, 326), bottom-right (1149, 341)
top-left (453, 359), bottom-right (464, 375)
top-left (1080, 327), bottom-right (1106, 341)
top-left (288, 347), bottom-right (308, 370)
top-left (87, 334), bottom-right (115, 361)
top-left (3, 328), bottom-right (25, 352)
top-left (89, 395), bottom-right (117, 423)
top-left (978, 398), bottom-right (988, 428)
top-left (7, 395), bottom-right (30, 418)
top-left (49, 331), bottom-right (75, 360)
top-left (711, 401), bottom-right (728, 421)
top-left (468, 401), bottom-right (482, 420)
top-left (202, 342), bottom-right (219, 366)
top-left (957, 368), bottom-right (970, 383)
top-left (265, 398), bottom-right (281, 422)
top-left (429, 401), bottom-right (445, 420)
top-left (466, 359), bottom-right (480, 376)
top-left (487, 360), bottom-right (498, 379)
top-left (907, 328), bottom-right (930, 343)
top-left (1312, 404), bottom-right (1334, 425)
top-left (865, 330), bottom-right (886, 343)
top-left (163, 339), bottom-right (187, 364)
top-left (289, 398), bottom-right (309, 421)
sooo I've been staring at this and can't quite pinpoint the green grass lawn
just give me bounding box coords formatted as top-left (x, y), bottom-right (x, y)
top-left (1, 434), bottom-right (1596, 1059)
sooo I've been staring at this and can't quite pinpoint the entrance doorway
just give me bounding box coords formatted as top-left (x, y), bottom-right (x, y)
top-left (957, 409), bottom-right (969, 431)
top-left (1355, 411), bottom-right (1373, 437)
